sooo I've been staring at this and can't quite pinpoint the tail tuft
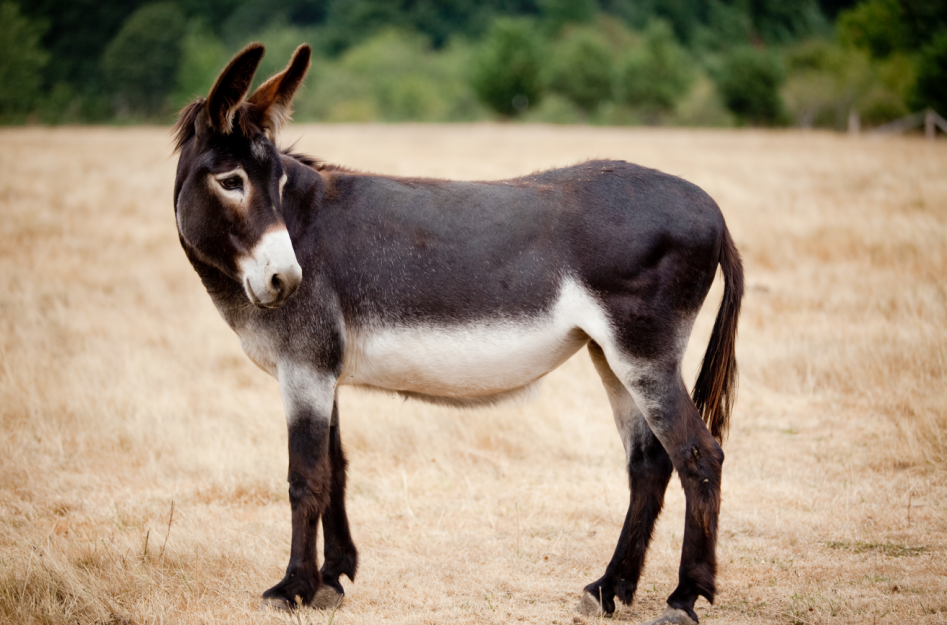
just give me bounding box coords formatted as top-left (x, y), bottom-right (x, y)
top-left (692, 227), bottom-right (743, 441)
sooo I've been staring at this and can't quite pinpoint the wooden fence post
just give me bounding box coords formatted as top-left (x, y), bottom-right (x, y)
top-left (848, 109), bottom-right (860, 136)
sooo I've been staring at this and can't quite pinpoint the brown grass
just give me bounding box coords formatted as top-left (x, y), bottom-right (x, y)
top-left (0, 125), bottom-right (945, 625)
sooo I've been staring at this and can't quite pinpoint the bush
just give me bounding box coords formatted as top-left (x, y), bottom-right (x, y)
top-left (171, 23), bottom-right (227, 109)
top-left (101, 2), bottom-right (186, 118)
top-left (783, 40), bottom-right (871, 128)
top-left (692, 2), bottom-right (752, 52)
top-left (783, 40), bottom-right (914, 129)
top-left (836, 0), bottom-right (906, 59)
top-left (295, 29), bottom-right (484, 122)
top-left (539, 0), bottom-right (597, 34)
top-left (0, 1), bottom-right (49, 122)
top-left (715, 46), bottom-right (787, 126)
top-left (471, 19), bottom-right (543, 117)
top-left (546, 26), bottom-right (614, 113)
top-left (912, 31), bottom-right (947, 115)
top-left (618, 20), bottom-right (693, 117)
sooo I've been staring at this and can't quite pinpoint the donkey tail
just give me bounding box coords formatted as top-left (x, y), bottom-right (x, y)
top-left (692, 225), bottom-right (744, 442)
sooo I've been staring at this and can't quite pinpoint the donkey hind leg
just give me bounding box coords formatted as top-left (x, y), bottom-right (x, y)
top-left (576, 342), bottom-right (674, 618)
top-left (625, 356), bottom-right (724, 624)
top-left (316, 399), bottom-right (358, 608)
top-left (262, 369), bottom-right (336, 610)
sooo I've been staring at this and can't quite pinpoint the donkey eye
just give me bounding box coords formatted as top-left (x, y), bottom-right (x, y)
top-left (219, 176), bottom-right (243, 191)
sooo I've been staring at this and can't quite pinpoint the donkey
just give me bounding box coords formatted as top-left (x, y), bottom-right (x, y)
top-left (172, 43), bottom-right (742, 625)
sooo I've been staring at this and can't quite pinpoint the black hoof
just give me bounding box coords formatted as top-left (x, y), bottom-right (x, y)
top-left (638, 606), bottom-right (697, 625)
top-left (261, 570), bottom-right (320, 610)
top-left (312, 584), bottom-right (344, 609)
top-left (576, 577), bottom-right (616, 616)
top-left (575, 591), bottom-right (607, 617)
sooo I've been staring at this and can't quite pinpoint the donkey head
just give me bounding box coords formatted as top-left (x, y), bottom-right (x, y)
top-left (173, 43), bottom-right (311, 309)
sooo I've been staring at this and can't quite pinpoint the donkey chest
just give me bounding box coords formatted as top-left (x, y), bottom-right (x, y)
top-left (236, 325), bottom-right (279, 377)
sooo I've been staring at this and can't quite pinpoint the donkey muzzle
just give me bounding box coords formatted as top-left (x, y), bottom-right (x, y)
top-left (239, 228), bottom-right (303, 309)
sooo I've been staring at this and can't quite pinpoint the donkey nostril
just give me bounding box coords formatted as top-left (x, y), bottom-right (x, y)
top-left (270, 273), bottom-right (283, 293)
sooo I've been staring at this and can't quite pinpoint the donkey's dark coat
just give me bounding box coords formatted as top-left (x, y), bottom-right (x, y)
top-left (172, 44), bottom-right (743, 624)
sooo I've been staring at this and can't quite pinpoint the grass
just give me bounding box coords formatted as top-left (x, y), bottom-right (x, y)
top-left (0, 125), bottom-right (945, 624)
top-left (825, 541), bottom-right (927, 557)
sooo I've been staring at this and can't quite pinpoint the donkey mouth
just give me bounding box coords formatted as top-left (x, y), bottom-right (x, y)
top-left (244, 277), bottom-right (292, 309)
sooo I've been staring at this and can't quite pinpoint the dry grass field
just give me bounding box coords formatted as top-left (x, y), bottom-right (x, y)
top-left (0, 124), bottom-right (945, 625)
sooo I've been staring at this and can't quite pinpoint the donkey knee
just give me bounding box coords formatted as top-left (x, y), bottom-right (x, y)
top-left (288, 471), bottom-right (330, 513)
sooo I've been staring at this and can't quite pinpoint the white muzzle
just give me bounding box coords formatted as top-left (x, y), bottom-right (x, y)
top-left (238, 228), bottom-right (303, 308)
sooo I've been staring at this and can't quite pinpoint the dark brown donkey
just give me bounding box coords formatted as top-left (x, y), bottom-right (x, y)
top-left (172, 43), bottom-right (742, 625)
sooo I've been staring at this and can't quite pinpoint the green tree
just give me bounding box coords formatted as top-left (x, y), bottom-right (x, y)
top-left (715, 46), bottom-right (787, 125)
top-left (546, 26), bottom-right (614, 113)
top-left (912, 31), bottom-right (947, 114)
top-left (836, 0), bottom-right (906, 58)
top-left (101, 2), bottom-right (187, 118)
top-left (295, 29), bottom-right (484, 122)
top-left (0, 1), bottom-right (49, 121)
top-left (899, 0), bottom-right (947, 50)
top-left (748, 0), bottom-right (828, 45)
top-left (19, 0), bottom-right (148, 92)
top-left (471, 18), bottom-right (543, 117)
top-left (539, 0), bottom-right (597, 33)
top-left (782, 39), bottom-right (911, 129)
top-left (619, 19), bottom-right (693, 116)
top-left (322, 0), bottom-right (502, 52)
top-left (692, 0), bottom-right (753, 52)
top-left (172, 22), bottom-right (228, 108)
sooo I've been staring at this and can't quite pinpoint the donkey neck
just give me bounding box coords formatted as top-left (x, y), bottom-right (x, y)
top-left (278, 153), bottom-right (327, 240)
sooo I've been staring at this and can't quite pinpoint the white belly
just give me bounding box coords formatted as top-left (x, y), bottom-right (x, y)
top-left (338, 278), bottom-right (612, 401)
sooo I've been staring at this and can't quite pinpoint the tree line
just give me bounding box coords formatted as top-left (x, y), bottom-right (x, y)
top-left (1, 0), bottom-right (945, 128)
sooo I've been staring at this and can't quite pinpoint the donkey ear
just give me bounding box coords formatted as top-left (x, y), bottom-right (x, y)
top-left (204, 42), bottom-right (265, 134)
top-left (246, 44), bottom-right (312, 137)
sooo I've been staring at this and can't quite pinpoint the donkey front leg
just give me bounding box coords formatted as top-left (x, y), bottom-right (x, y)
top-left (317, 400), bottom-right (358, 606)
top-left (262, 366), bottom-right (337, 610)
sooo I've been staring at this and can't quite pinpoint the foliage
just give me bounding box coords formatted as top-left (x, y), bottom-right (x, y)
top-left (673, 73), bottom-right (733, 126)
top-left (782, 39), bottom-right (913, 128)
top-left (545, 26), bottom-right (614, 113)
top-left (7, 0), bottom-right (947, 126)
top-left (100, 2), bottom-right (187, 118)
top-left (539, 0), bottom-right (597, 34)
top-left (298, 29), bottom-right (485, 122)
top-left (18, 0), bottom-right (149, 90)
top-left (171, 22), bottom-right (228, 109)
top-left (691, 1), bottom-right (753, 52)
top-left (0, 1), bottom-right (49, 122)
top-left (618, 19), bottom-right (693, 117)
top-left (319, 0), bottom-right (520, 52)
top-left (897, 0), bottom-right (947, 50)
top-left (912, 31), bottom-right (947, 114)
top-left (836, 0), bottom-right (906, 58)
top-left (471, 18), bottom-right (544, 117)
top-left (715, 46), bottom-right (787, 126)
top-left (748, 0), bottom-right (829, 45)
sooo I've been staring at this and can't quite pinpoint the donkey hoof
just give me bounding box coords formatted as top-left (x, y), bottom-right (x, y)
top-left (312, 584), bottom-right (344, 609)
top-left (638, 606), bottom-right (697, 625)
top-left (575, 591), bottom-right (606, 617)
top-left (259, 596), bottom-right (294, 612)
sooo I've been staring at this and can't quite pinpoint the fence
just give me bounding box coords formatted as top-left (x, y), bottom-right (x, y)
top-left (858, 108), bottom-right (947, 140)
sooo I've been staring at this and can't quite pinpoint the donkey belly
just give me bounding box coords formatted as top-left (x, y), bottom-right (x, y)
top-left (340, 321), bottom-right (587, 400)
top-left (339, 279), bottom-right (610, 402)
